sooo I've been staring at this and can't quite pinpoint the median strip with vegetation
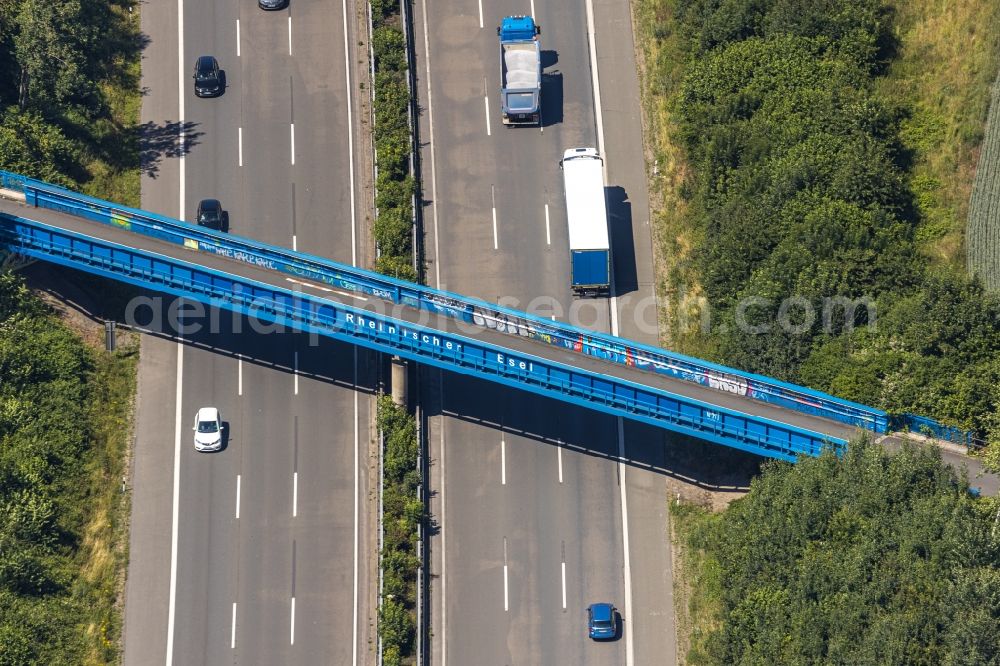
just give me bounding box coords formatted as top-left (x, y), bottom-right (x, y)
top-left (376, 396), bottom-right (422, 665)
top-left (370, 0), bottom-right (418, 281)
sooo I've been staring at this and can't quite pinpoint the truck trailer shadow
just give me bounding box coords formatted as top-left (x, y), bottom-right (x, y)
top-left (540, 50), bottom-right (562, 127)
top-left (606, 185), bottom-right (638, 296)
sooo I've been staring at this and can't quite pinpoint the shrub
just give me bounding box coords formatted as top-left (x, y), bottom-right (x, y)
top-left (373, 26), bottom-right (407, 72)
top-left (377, 396), bottom-right (420, 659)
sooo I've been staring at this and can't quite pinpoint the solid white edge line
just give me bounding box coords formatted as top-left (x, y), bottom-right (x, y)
top-left (178, 0), bottom-right (185, 223)
top-left (352, 352), bottom-right (359, 666)
top-left (561, 561), bottom-right (566, 609)
top-left (290, 123), bottom-right (295, 165)
top-left (421, 0), bottom-right (442, 289)
top-left (530, 0), bottom-right (536, 19)
top-left (288, 15), bottom-right (293, 55)
top-left (584, 0), bottom-right (631, 658)
top-left (290, 596), bottom-right (296, 645)
top-left (238, 354), bottom-right (243, 396)
top-left (544, 203), bottom-right (551, 245)
top-left (484, 95), bottom-right (491, 136)
top-left (238, 127), bottom-right (243, 167)
top-left (236, 19), bottom-right (241, 57)
top-left (166, 0), bottom-right (185, 660)
top-left (231, 602), bottom-right (237, 649)
top-left (500, 437), bottom-right (506, 485)
top-left (165, 339), bottom-right (183, 666)
top-left (617, 417), bottom-right (635, 666)
top-left (235, 474), bottom-right (241, 519)
top-left (439, 375), bottom-right (447, 666)
top-left (293, 471), bottom-right (298, 517)
top-left (584, 0), bottom-right (606, 157)
top-left (342, 0), bottom-right (357, 269)
top-left (293, 350), bottom-right (299, 395)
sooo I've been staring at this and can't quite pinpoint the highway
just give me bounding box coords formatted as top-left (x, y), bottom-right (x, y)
top-left (3, 0), bottom-right (992, 663)
top-left (412, 0), bottom-right (676, 661)
top-left (121, 1), bottom-right (374, 664)
top-left (8, 192), bottom-right (999, 484)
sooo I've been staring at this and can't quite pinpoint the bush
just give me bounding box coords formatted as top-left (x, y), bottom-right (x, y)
top-left (665, 0), bottom-right (1000, 444)
top-left (373, 26), bottom-right (407, 72)
top-left (376, 174), bottom-right (414, 213)
top-left (376, 254), bottom-right (418, 281)
top-left (0, 273), bottom-right (133, 662)
top-left (374, 207), bottom-right (413, 258)
top-left (370, 0), bottom-right (419, 282)
top-left (693, 439), bottom-right (1000, 665)
top-left (377, 396), bottom-right (420, 660)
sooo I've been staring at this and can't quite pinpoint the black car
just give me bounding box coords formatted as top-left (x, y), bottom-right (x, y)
top-left (196, 199), bottom-right (226, 231)
top-left (258, 0), bottom-right (288, 8)
top-left (193, 56), bottom-right (223, 98)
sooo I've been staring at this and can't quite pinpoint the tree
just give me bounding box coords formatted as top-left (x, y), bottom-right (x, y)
top-left (690, 439), bottom-right (1000, 665)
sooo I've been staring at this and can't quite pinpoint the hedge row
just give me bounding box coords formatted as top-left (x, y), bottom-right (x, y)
top-left (371, 0), bottom-right (418, 281)
top-left (376, 395), bottom-right (422, 665)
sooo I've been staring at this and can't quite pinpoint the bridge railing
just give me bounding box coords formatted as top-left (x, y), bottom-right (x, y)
top-left (0, 213), bottom-right (847, 461)
top-left (0, 170), bottom-right (910, 436)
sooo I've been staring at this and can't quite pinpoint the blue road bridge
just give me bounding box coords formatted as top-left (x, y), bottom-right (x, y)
top-left (0, 171), bottom-right (975, 464)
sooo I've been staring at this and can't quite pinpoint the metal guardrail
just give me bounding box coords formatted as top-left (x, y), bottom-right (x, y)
top-left (0, 171), bottom-right (26, 192)
top-left (0, 213), bottom-right (847, 461)
top-left (0, 169), bottom-right (900, 435)
top-left (10, 172), bottom-right (985, 444)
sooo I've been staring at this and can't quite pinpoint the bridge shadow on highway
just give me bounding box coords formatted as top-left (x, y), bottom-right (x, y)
top-left (423, 368), bottom-right (761, 495)
top-left (22, 264), bottom-right (381, 396)
top-left (26, 264), bottom-right (758, 495)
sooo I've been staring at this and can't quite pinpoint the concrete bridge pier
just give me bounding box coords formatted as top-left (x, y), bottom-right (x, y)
top-left (391, 355), bottom-right (408, 407)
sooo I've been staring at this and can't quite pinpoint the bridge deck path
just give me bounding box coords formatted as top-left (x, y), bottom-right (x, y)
top-left (2, 196), bottom-right (996, 493)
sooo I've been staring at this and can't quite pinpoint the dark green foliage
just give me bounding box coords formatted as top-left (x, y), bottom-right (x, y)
top-left (0, 109), bottom-right (78, 185)
top-left (371, 5), bottom-right (419, 281)
top-left (373, 26), bottom-right (407, 72)
top-left (377, 396), bottom-right (421, 661)
top-left (375, 208), bottom-right (413, 258)
top-left (674, 0), bottom-right (890, 70)
top-left (0, 0), bottom-right (141, 191)
top-left (688, 439), bottom-right (1000, 665)
top-left (668, 0), bottom-right (1000, 449)
top-left (376, 254), bottom-right (418, 282)
top-left (0, 273), bottom-right (103, 663)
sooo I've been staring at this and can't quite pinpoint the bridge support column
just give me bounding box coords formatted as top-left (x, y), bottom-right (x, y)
top-left (391, 355), bottom-right (408, 407)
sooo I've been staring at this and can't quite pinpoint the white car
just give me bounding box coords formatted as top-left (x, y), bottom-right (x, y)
top-left (193, 407), bottom-right (223, 452)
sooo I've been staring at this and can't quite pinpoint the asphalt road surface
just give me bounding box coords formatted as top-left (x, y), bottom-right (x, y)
top-left (412, 0), bottom-right (676, 661)
top-left (121, 1), bottom-right (374, 664)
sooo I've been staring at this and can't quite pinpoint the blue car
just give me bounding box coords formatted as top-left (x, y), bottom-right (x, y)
top-left (587, 602), bottom-right (617, 640)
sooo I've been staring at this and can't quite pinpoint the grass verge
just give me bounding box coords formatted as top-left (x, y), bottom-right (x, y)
top-left (669, 501), bottom-right (722, 666)
top-left (631, 0), bottom-right (715, 358)
top-left (878, 0), bottom-right (1000, 268)
top-left (76, 332), bottom-right (139, 663)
